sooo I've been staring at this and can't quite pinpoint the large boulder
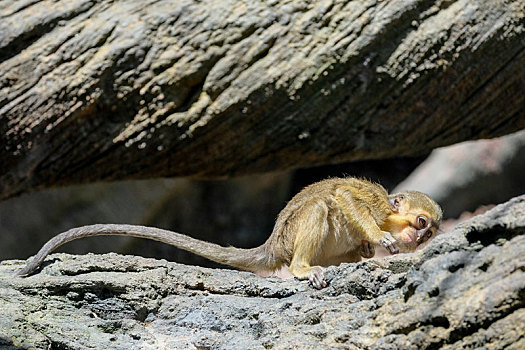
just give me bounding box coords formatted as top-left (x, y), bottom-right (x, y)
top-left (1, 0), bottom-right (524, 199)
top-left (1, 194), bottom-right (524, 349)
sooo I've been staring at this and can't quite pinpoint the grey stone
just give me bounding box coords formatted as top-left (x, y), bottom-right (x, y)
top-left (1, 194), bottom-right (524, 349)
top-left (1, 0), bottom-right (524, 199)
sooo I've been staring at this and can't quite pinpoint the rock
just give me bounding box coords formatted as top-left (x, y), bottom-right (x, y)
top-left (1, 194), bottom-right (524, 349)
top-left (1, 0), bottom-right (524, 199)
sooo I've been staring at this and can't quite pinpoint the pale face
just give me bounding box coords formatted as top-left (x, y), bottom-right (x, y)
top-left (384, 195), bottom-right (439, 252)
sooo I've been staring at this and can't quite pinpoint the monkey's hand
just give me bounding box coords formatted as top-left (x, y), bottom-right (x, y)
top-left (308, 266), bottom-right (327, 289)
top-left (379, 232), bottom-right (399, 254)
top-left (360, 240), bottom-right (375, 258)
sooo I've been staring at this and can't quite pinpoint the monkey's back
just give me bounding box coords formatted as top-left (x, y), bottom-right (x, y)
top-left (263, 177), bottom-right (388, 266)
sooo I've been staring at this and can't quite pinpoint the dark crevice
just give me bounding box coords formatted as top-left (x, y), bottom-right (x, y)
top-left (97, 320), bottom-right (123, 333)
top-left (49, 340), bottom-right (75, 350)
top-left (448, 263), bottom-right (465, 273)
top-left (394, 275), bottom-right (407, 289)
top-left (245, 36), bottom-right (277, 65)
top-left (466, 225), bottom-right (525, 247)
top-left (404, 282), bottom-right (418, 302)
top-left (193, 344), bottom-right (213, 350)
top-left (478, 261), bottom-right (491, 272)
top-left (19, 256), bottom-right (168, 280)
top-left (183, 281), bottom-right (296, 299)
top-left (392, 315), bottom-right (451, 336)
top-left (430, 316), bottom-right (450, 329)
top-left (417, 0), bottom-right (458, 23)
top-left (134, 306), bottom-right (152, 322)
top-left (184, 281), bottom-right (229, 295)
top-left (172, 78), bottom-right (205, 114)
top-left (61, 265), bottom-right (164, 277)
top-left (19, 282), bottom-right (127, 300)
top-left (391, 323), bottom-right (418, 335)
top-left (428, 287), bottom-right (440, 298)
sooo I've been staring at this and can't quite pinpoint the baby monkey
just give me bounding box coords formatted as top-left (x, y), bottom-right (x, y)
top-left (18, 178), bottom-right (442, 289)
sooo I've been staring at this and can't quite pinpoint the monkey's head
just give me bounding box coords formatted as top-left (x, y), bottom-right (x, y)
top-left (384, 191), bottom-right (443, 252)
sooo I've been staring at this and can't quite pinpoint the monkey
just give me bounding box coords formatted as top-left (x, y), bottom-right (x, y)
top-left (17, 177), bottom-right (442, 289)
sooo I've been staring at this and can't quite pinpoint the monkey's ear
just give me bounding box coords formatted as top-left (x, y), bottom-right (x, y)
top-left (388, 195), bottom-right (404, 212)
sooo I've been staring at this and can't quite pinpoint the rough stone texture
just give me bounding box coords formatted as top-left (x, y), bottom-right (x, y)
top-left (1, 194), bottom-right (524, 349)
top-left (1, 0), bottom-right (524, 200)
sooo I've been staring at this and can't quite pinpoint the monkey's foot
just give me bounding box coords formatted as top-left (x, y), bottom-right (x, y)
top-left (309, 266), bottom-right (327, 289)
top-left (379, 232), bottom-right (399, 254)
top-left (360, 240), bottom-right (375, 258)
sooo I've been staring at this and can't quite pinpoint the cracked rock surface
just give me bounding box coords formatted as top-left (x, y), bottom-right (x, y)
top-left (1, 195), bottom-right (524, 349)
top-left (1, 0), bottom-right (524, 199)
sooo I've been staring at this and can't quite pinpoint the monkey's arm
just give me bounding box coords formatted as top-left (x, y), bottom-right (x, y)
top-left (335, 187), bottom-right (399, 254)
top-left (17, 224), bottom-right (271, 276)
top-left (288, 200), bottom-right (330, 289)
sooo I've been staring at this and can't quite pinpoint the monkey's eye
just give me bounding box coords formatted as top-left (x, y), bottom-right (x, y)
top-left (417, 216), bottom-right (427, 228)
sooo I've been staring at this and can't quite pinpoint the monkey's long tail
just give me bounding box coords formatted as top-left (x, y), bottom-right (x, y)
top-left (17, 224), bottom-right (276, 277)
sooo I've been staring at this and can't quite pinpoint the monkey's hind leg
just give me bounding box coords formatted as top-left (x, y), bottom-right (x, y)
top-left (288, 200), bottom-right (330, 289)
top-left (289, 263), bottom-right (326, 289)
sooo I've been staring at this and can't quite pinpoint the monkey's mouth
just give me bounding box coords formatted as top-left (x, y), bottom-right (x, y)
top-left (400, 230), bottom-right (418, 248)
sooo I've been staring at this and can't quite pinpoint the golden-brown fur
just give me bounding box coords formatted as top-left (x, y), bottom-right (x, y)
top-left (19, 177), bottom-right (442, 289)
